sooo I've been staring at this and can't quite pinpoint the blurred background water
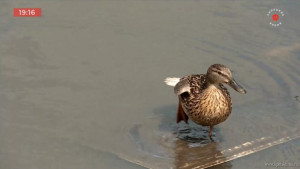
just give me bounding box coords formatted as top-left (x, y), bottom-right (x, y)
top-left (0, 0), bottom-right (300, 169)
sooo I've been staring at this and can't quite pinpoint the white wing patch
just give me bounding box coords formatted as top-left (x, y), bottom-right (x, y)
top-left (164, 77), bottom-right (180, 86)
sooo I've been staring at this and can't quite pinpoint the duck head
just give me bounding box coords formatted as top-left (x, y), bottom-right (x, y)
top-left (207, 64), bottom-right (247, 94)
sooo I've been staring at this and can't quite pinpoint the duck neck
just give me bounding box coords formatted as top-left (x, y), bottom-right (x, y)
top-left (206, 78), bottom-right (222, 90)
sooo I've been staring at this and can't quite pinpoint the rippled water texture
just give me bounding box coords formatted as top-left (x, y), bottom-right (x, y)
top-left (1, 1), bottom-right (300, 169)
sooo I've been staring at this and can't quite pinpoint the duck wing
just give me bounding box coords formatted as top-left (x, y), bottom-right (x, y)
top-left (174, 78), bottom-right (190, 95)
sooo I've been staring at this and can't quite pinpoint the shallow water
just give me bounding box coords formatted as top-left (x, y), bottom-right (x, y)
top-left (1, 0), bottom-right (300, 169)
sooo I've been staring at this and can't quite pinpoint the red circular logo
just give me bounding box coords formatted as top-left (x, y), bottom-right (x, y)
top-left (267, 9), bottom-right (284, 27)
top-left (272, 14), bottom-right (279, 21)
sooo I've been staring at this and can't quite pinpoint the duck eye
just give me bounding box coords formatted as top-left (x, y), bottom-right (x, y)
top-left (217, 72), bottom-right (222, 75)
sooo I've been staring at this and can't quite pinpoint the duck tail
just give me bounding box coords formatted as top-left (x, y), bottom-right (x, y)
top-left (164, 77), bottom-right (180, 86)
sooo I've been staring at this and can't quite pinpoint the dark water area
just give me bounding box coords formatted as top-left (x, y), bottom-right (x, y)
top-left (1, 0), bottom-right (300, 169)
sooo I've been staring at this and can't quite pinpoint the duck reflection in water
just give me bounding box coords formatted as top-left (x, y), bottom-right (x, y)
top-left (174, 128), bottom-right (232, 169)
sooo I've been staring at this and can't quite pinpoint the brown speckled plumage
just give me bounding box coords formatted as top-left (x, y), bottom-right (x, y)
top-left (166, 64), bottom-right (246, 137)
top-left (179, 74), bottom-right (232, 126)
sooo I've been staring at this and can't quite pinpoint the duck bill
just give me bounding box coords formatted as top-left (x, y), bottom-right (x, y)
top-left (229, 78), bottom-right (247, 94)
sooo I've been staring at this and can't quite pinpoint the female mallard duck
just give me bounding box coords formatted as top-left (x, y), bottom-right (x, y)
top-left (165, 64), bottom-right (246, 137)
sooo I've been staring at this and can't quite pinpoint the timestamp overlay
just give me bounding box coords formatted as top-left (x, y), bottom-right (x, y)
top-left (13, 8), bottom-right (41, 17)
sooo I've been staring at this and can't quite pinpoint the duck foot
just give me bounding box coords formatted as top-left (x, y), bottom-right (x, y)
top-left (209, 125), bottom-right (214, 138)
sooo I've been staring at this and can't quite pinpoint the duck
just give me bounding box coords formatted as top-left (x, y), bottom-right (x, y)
top-left (164, 64), bottom-right (246, 137)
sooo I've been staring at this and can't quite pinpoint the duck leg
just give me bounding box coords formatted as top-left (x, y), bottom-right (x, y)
top-left (209, 125), bottom-right (214, 137)
top-left (176, 101), bottom-right (189, 123)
